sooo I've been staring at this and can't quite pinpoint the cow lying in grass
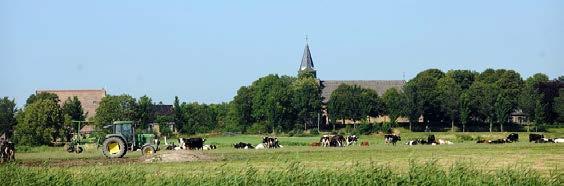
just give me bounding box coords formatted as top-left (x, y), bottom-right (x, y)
top-left (476, 133), bottom-right (520, 144)
top-left (233, 142), bottom-right (253, 149)
top-left (406, 135), bottom-right (453, 146)
top-left (262, 136), bottom-right (281, 148)
top-left (346, 135), bottom-right (358, 146)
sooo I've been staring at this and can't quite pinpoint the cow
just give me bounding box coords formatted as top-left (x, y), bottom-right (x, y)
top-left (476, 139), bottom-right (488, 143)
top-left (529, 134), bottom-right (544, 143)
top-left (0, 141), bottom-right (15, 163)
top-left (181, 138), bottom-right (206, 150)
top-left (384, 134), bottom-right (401, 145)
top-left (330, 135), bottom-right (345, 147)
top-left (203, 144), bottom-right (217, 150)
top-left (489, 139), bottom-right (508, 144)
top-left (506, 133), bottom-right (519, 142)
top-left (438, 139), bottom-right (453, 145)
top-left (554, 138), bottom-right (564, 143)
top-left (255, 143), bottom-right (266, 149)
top-left (262, 136), bottom-right (281, 148)
top-left (360, 141), bottom-right (369, 146)
top-left (234, 142), bottom-right (253, 149)
top-left (427, 135), bottom-right (437, 145)
top-left (346, 135), bottom-right (359, 146)
top-left (320, 135), bottom-right (331, 147)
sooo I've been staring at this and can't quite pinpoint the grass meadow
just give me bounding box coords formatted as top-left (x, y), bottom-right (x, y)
top-left (2, 130), bottom-right (564, 185)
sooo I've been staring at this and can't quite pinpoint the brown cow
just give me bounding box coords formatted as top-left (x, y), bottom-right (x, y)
top-left (360, 141), bottom-right (369, 146)
top-left (310, 142), bottom-right (321, 147)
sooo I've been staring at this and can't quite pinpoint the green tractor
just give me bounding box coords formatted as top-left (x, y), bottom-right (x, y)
top-left (101, 121), bottom-right (159, 158)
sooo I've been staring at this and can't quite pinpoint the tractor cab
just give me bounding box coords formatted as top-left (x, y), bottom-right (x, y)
top-left (102, 121), bottom-right (159, 158)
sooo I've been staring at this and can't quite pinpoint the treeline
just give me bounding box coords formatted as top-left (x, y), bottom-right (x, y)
top-left (1, 69), bottom-right (562, 146)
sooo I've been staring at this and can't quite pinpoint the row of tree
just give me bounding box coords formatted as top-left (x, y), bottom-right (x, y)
top-left (1, 68), bottom-right (562, 146)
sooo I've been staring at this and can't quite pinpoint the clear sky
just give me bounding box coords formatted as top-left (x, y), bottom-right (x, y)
top-left (1, 1), bottom-right (563, 106)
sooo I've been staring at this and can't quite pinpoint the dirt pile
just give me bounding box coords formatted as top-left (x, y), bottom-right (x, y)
top-left (142, 150), bottom-right (216, 163)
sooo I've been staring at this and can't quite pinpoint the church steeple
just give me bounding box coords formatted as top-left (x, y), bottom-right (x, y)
top-left (299, 38), bottom-right (316, 78)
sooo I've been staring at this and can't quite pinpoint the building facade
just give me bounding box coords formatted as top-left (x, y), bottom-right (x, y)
top-left (36, 89), bottom-right (107, 119)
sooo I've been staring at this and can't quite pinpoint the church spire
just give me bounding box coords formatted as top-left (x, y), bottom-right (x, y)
top-left (299, 36), bottom-right (316, 78)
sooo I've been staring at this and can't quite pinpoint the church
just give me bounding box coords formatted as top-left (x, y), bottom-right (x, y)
top-left (297, 43), bottom-right (407, 124)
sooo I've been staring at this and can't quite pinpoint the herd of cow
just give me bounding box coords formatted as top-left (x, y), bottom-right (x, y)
top-left (162, 133), bottom-right (563, 152)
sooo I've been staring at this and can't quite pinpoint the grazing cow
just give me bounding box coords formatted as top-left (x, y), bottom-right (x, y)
top-left (489, 139), bottom-right (508, 144)
top-left (506, 133), bottom-right (519, 142)
top-left (537, 138), bottom-right (555, 143)
top-left (529, 134), bottom-right (544, 143)
top-left (553, 138), bottom-right (564, 143)
top-left (320, 135), bottom-right (331, 147)
top-left (234, 142), bottom-right (253, 149)
top-left (360, 141), bottom-right (369, 146)
top-left (330, 135), bottom-right (345, 147)
top-left (310, 142), bottom-right (321, 147)
top-left (384, 134), bottom-right (401, 145)
top-left (0, 140), bottom-right (15, 163)
top-left (346, 135), bottom-right (359, 146)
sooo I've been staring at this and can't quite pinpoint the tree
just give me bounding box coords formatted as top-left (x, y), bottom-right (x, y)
top-left (0, 97), bottom-right (17, 134)
top-left (94, 95), bottom-right (137, 128)
top-left (173, 96), bottom-right (184, 133)
top-left (62, 96), bottom-right (85, 121)
top-left (404, 69), bottom-right (446, 127)
top-left (459, 91), bottom-right (471, 132)
top-left (136, 95), bottom-right (155, 129)
top-left (469, 81), bottom-right (499, 132)
top-left (328, 84), bottom-right (382, 128)
top-left (328, 84), bottom-right (351, 127)
top-left (292, 77), bottom-right (322, 130)
top-left (382, 88), bottom-right (406, 125)
top-left (250, 74), bottom-right (296, 132)
top-left (26, 92), bottom-right (59, 105)
top-left (15, 99), bottom-right (63, 146)
top-left (437, 76), bottom-right (462, 131)
top-left (231, 86), bottom-right (254, 132)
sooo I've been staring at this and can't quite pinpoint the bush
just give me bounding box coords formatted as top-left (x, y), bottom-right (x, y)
top-left (455, 133), bottom-right (474, 141)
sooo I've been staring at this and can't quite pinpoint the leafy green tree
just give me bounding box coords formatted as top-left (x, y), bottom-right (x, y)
top-left (62, 96), bottom-right (85, 121)
top-left (404, 69), bottom-right (446, 126)
top-left (94, 94), bottom-right (137, 128)
top-left (15, 99), bottom-right (63, 146)
top-left (182, 102), bottom-right (216, 134)
top-left (328, 84), bottom-right (382, 128)
top-left (173, 96), bottom-right (185, 133)
top-left (328, 84), bottom-right (351, 126)
top-left (459, 91), bottom-right (471, 132)
top-left (359, 88), bottom-right (383, 122)
top-left (292, 77), bottom-right (322, 130)
top-left (136, 95), bottom-right (155, 129)
top-left (250, 74), bottom-right (296, 132)
top-left (469, 81), bottom-right (499, 132)
top-left (437, 75), bottom-right (462, 131)
top-left (231, 86), bottom-right (254, 131)
top-left (382, 88), bottom-right (406, 125)
top-left (26, 92), bottom-right (59, 105)
top-left (0, 97), bottom-right (17, 133)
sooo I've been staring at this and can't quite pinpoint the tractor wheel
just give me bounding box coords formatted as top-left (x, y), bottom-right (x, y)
top-left (102, 137), bottom-right (126, 158)
top-left (141, 145), bottom-right (156, 157)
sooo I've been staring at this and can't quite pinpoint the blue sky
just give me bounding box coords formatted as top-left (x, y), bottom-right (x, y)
top-left (1, 1), bottom-right (563, 106)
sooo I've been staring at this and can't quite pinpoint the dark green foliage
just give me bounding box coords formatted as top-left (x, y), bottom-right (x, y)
top-left (61, 96), bottom-right (84, 121)
top-left (0, 97), bottom-right (17, 133)
top-left (25, 92), bottom-right (59, 106)
top-left (382, 88), bottom-right (407, 124)
top-left (250, 74), bottom-right (297, 132)
top-left (328, 84), bottom-right (383, 124)
top-left (292, 77), bottom-right (322, 130)
top-left (173, 96), bottom-right (184, 133)
top-left (94, 94), bottom-right (137, 128)
top-left (136, 95), bottom-right (155, 129)
top-left (404, 69), bottom-right (446, 126)
top-left (15, 99), bottom-right (64, 146)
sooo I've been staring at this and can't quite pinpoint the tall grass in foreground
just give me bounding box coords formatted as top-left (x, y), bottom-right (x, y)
top-left (1, 160), bottom-right (561, 186)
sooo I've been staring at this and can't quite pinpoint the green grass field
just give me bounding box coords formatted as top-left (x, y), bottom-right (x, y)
top-left (3, 131), bottom-right (564, 185)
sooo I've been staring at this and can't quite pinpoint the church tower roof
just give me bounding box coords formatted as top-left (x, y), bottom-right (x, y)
top-left (299, 44), bottom-right (315, 72)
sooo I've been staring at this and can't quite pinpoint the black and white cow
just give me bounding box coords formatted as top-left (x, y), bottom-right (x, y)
top-left (179, 138), bottom-right (206, 150)
top-left (529, 134), bottom-right (544, 143)
top-left (330, 135), bottom-right (346, 147)
top-left (506, 133), bottom-right (519, 142)
top-left (320, 135), bottom-right (331, 147)
top-left (384, 134), bottom-right (401, 145)
top-left (346, 135), bottom-right (359, 146)
top-left (262, 136), bottom-right (281, 148)
top-left (234, 142), bottom-right (253, 149)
